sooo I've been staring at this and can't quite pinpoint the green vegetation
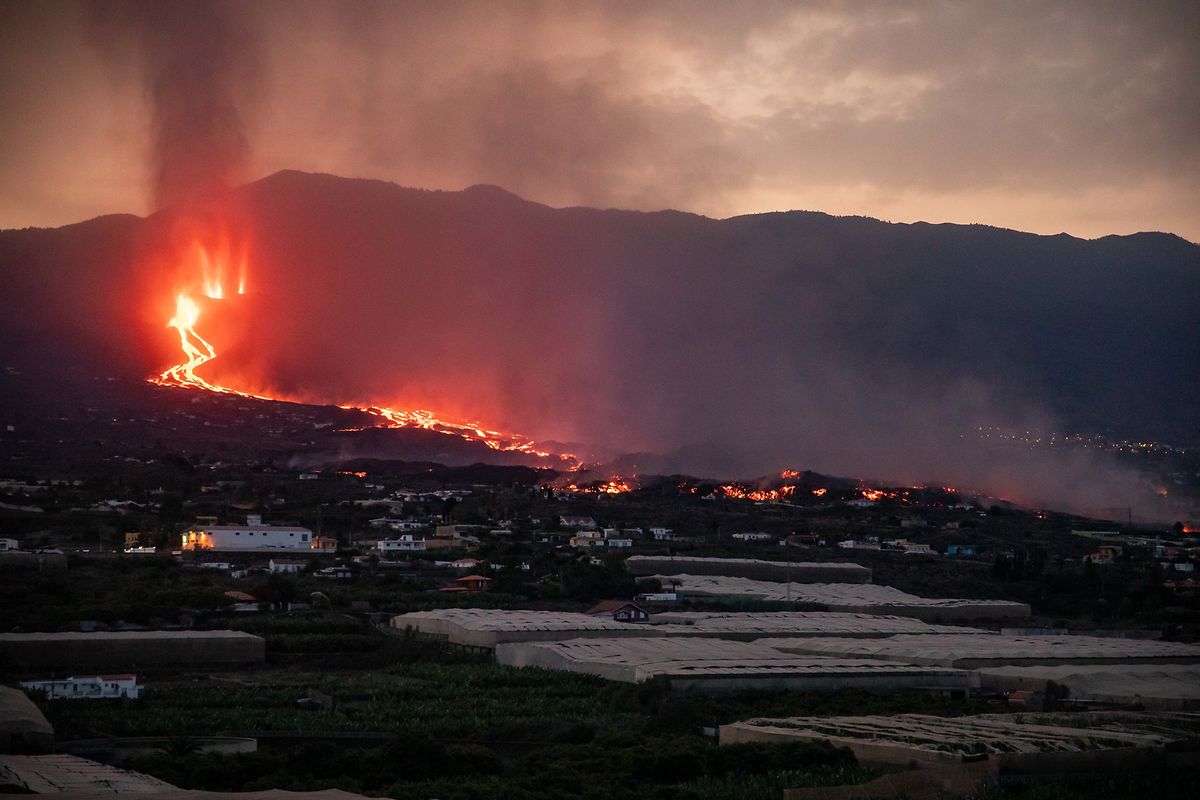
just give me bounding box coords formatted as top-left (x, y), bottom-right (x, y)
top-left (36, 651), bottom-right (1013, 799)
top-left (115, 734), bottom-right (872, 800)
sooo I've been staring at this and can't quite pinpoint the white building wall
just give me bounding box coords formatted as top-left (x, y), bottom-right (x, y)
top-left (182, 525), bottom-right (312, 550)
top-left (21, 675), bottom-right (141, 700)
top-left (378, 536), bottom-right (426, 553)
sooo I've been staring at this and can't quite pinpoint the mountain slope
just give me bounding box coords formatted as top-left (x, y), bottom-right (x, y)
top-left (0, 171), bottom-right (1196, 507)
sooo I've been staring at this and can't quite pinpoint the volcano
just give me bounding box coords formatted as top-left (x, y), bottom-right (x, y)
top-left (0, 170), bottom-right (1196, 512)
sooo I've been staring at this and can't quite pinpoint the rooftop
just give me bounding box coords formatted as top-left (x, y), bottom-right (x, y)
top-left (723, 712), bottom-right (1200, 758)
top-left (0, 629), bottom-right (263, 643)
top-left (653, 611), bottom-right (984, 637)
top-left (0, 754), bottom-right (174, 794)
top-left (763, 633), bottom-right (1200, 667)
top-left (654, 574), bottom-right (1031, 619)
top-left (497, 636), bottom-right (975, 686)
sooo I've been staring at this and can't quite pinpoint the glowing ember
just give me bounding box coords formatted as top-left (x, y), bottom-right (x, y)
top-left (811, 487), bottom-right (827, 496)
top-left (555, 475), bottom-right (634, 494)
top-left (718, 483), bottom-right (797, 502)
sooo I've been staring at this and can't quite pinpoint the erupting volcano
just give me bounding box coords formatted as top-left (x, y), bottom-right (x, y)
top-left (149, 236), bottom-right (584, 471)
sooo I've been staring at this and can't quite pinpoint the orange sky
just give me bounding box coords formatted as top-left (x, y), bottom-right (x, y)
top-left (2, 0), bottom-right (1198, 240)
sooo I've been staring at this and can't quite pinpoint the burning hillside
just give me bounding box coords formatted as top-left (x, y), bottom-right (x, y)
top-left (148, 226), bottom-right (584, 471)
top-left (1, 172), bottom-right (1196, 518)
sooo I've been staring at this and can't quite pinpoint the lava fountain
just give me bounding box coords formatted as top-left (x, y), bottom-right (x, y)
top-left (149, 236), bottom-right (587, 471)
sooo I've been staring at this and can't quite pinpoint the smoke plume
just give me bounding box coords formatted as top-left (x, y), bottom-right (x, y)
top-left (87, 0), bottom-right (259, 208)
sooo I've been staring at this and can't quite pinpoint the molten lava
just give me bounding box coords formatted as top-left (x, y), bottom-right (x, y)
top-left (151, 238), bottom-right (582, 469)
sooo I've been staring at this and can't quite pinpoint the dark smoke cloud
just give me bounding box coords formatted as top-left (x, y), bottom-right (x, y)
top-left (86, 0), bottom-right (259, 208)
top-left (2, 1), bottom-right (1198, 237)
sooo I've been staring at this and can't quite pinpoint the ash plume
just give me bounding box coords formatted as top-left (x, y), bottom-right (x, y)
top-left (87, 0), bottom-right (259, 208)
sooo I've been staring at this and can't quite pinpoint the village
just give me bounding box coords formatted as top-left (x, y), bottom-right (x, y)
top-left (2, 450), bottom-right (1199, 799)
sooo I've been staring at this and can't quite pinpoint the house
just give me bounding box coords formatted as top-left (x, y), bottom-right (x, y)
top-left (946, 544), bottom-right (977, 556)
top-left (649, 527), bottom-right (673, 540)
top-left (838, 539), bottom-right (881, 550)
top-left (223, 590), bottom-right (259, 611)
top-left (606, 538), bottom-right (634, 548)
top-left (436, 524), bottom-right (487, 540)
top-left (586, 600), bottom-right (650, 623)
top-left (449, 558), bottom-right (483, 570)
top-left (636, 591), bottom-right (680, 603)
top-left (1084, 544), bottom-right (1123, 565)
top-left (570, 535), bottom-right (606, 548)
top-left (731, 532), bottom-right (774, 542)
top-left (560, 516), bottom-right (597, 530)
top-left (21, 674), bottom-right (141, 700)
top-left (377, 535), bottom-right (426, 555)
top-left (181, 514), bottom-right (314, 551)
top-left (315, 566), bottom-right (353, 580)
top-left (0, 538), bottom-right (20, 551)
top-left (440, 575), bottom-right (491, 592)
top-left (269, 559), bottom-right (306, 574)
top-left (901, 542), bottom-right (933, 554)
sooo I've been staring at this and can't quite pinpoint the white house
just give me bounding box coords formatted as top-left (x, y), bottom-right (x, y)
top-left (377, 535), bottom-right (427, 554)
top-left (0, 538), bottom-right (19, 551)
top-left (571, 535), bottom-right (606, 548)
top-left (181, 515), bottom-right (313, 551)
top-left (22, 674), bottom-right (141, 700)
top-left (732, 532), bottom-right (774, 542)
top-left (269, 559), bottom-right (306, 574)
top-left (636, 592), bottom-right (680, 602)
top-left (649, 528), bottom-right (674, 540)
top-left (838, 539), bottom-right (881, 550)
top-left (606, 538), bottom-right (634, 548)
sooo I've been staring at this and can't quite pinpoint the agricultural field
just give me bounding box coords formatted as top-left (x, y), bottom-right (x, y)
top-left (35, 628), bottom-right (1013, 800)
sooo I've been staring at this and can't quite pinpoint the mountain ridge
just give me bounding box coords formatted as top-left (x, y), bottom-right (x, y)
top-left (0, 169), bottom-right (1196, 511)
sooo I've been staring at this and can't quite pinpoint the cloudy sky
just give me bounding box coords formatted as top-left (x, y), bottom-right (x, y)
top-left (2, 0), bottom-right (1198, 239)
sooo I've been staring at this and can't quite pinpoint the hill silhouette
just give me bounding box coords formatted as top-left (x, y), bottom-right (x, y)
top-left (0, 171), bottom-right (1196, 508)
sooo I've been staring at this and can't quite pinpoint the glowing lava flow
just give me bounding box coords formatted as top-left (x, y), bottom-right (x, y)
top-left (154, 293), bottom-right (264, 397)
top-left (151, 281), bottom-right (581, 468)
